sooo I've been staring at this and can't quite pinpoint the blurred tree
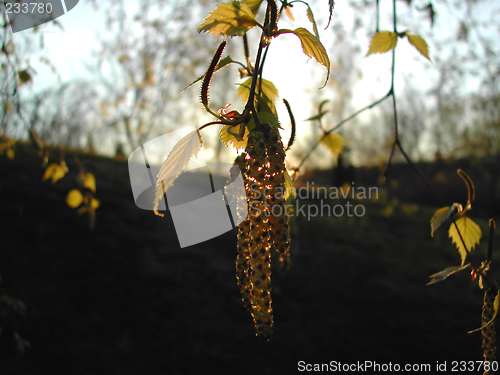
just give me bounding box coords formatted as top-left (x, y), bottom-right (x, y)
top-left (93, 0), bottom-right (231, 154)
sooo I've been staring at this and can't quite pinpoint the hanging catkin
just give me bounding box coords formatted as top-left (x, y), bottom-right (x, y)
top-left (245, 129), bottom-right (273, 340)
top-left (265, 125), bottom-right (291, 271)
top-left (230, 123), bottom-right (291, 340)
top-left (482, 287), bottom-right (497, 374)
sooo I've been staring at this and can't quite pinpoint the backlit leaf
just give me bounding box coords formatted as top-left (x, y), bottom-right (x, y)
top-left (306, 6), bottom-right (319, 39)
top-left (237, 77), bottom-right (278, 115)
top-left (280, 28), bottom-right (330, 89)
top-left (449, 216), bottom-right (482, 265)
top-left (243, 0), bottom-right (263, 15)
top-left (90, 198), bottom-right (100, 210)
top-left (220, 112), bottom-right (280, 150)
top-left (319, 133), bottom-right (344, 164)
top-left (430, 203), bottom-right (462, 237)
top-left (220, 124), bottom-right (249, 149)
top-left (284, 168), bottom-right (295, 200)
top-left (67, 189), bottom-right (84, 208)
top-left (82, 173), bottom-right (96, 192)
top-left (153, 130), bottom-right (203, 216)
top-left (366, 31), bottom-right (398, 56)
top-left (407, 34), bottom-right (431, 61)
top-left (43, 163), bottom-right (66, 184)
top-left (199, 1), bottom-right (261, 37)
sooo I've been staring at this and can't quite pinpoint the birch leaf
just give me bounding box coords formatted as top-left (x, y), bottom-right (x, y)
top-left (430, 203), bottom-right (462, 237)
top-left (319, 133), bottom-right (344, 165)
top-left (279, 28), bottom-right (330, 88)
top-left (43, 163), bottom-right (66, 184)
top-left (82, 173), bottom-right (96, 192)
top-left (153, 130), bottom-right (203, 216)
top-left (220, 124), bottom-right (249, 149)
top-left (366, 31), bottom-right (398, 56)
top-left (199, 1), bottom-right (260, 37)
top-left (449, 216), bottom-right (482, 265)
top-left (237, 77), bottom-right (278, 114)
top-left (427, 264), bottom-right (471, 285)
top-left (243, 0), bottom-right (263, 15)
top-left (67, 189), bottom-right (83, 208)
top-left (407, 34), bottom-right (431, 61)
top-left (284, 168), bottom-right (295, 200)
top-left (306, 6), bottom-right (319, 39)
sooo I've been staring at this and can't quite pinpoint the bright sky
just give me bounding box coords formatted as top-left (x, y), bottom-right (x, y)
top-left (11, 0), bottom-right (499, 165)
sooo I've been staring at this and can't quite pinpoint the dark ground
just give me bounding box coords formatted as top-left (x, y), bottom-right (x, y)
top-left (0, 143), bottom-right (498, 374)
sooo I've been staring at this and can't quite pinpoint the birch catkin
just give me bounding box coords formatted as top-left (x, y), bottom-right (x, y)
top-left (230, 123), bottom-right (291, 340)
top-left (482, 287), bottom-right (497, 374)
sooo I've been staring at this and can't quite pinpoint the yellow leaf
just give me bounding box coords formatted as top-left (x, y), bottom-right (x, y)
top-left (43, 163), bottom-right (66, 184)
top-left (449, 216), bottom-right (482, 265)
top-left (198, 1), bottom-right (261, 37)
top-left (220, 125), bottom-right (249, 149)
top-left (82, 173), bottom-right (96, 192)
top-left (67, 189), bottom-right (84, 208)
top-left (366, 31), bottom-right (398, 56)
top-left (90, 198), bottom-right (100, 210)
top-left (319, 133), bottom-right (344, 164)
top-left (407, 34), bottom-right (431, 61)
top-left (220, 112), bottom-right (280, 150)
top-left (6, 148), bottom-right (14, 159)
top-left (280, 28), bottom-right (330, 89)
top-left (17, 70), bottom-right (32, 85)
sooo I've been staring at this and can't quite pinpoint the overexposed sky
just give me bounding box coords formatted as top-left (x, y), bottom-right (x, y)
top-left (9, 0), bottom-right (499, 165)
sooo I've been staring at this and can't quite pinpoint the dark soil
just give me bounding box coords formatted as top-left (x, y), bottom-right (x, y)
top-left (0, 143), bottom-right (496, 374)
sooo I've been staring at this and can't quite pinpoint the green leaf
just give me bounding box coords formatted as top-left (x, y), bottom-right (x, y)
top-left (449, 216), bottom-right (482, 265)
top-left (366, 31), bottom-right (398, 56)
top-left (427, 264), bottom-right (471, 285)
top-left (279, 28), bottom-right (330, 89)
top-left (153, 130), bottom-right (203, 216)
top-left (237, 77), bottom-right (278, 115)
top-left (183, 56), bottom-right (235, 92)
top-left (319, 133), bottom-right (344, 165)
top-left (199, 1), bottom-right (261, 37)
top-left (407, 34), bottom-right (431, 61)
top-left (306, 6), bottom-right (320, 39)
top-left (430, 203), bottom-right (462, 237)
